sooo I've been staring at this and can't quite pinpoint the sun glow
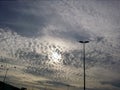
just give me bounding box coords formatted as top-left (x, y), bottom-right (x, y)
top-left (51, 52), bottom-right (62, 61)
top-left (48, 51), bottom-right (62, 64)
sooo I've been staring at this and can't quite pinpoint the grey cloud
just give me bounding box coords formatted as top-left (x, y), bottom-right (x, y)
top-left (25, 66), bottom-right (56, 77)
top-left (101, 80), bottom-right (120, 88)
top-left (0, 28), bottom-right (120, 76)
top-left (37, 80), bottom-right (72, 87)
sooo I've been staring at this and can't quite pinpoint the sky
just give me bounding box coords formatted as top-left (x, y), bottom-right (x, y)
top-left (0, 0), bottom-right (120, 90)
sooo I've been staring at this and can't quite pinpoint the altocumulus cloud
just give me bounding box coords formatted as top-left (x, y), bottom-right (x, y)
top-left (0, 0), bottom-right (120, 90)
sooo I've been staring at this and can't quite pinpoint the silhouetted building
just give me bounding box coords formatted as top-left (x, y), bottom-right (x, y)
top-left (0, 81), bottom-right (20, 90)
top-left (21, 87), bottom-right (27, 90)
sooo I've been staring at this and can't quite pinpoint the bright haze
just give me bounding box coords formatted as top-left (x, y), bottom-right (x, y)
top-left (0, 0), bottom-right (120, 90)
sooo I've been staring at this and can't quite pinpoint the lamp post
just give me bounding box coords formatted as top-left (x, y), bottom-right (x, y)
top-left (79, 41), bottom-right (89, 90)
top-left (3, 68), bottom-right (9, 82)
top-left (2, 65), bottom-right (16, 83)
top-left (67, 85), bottom-right (70, 90)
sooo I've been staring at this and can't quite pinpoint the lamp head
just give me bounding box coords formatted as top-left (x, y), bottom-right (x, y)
top-left (79, 41), bottom-right (89, 43)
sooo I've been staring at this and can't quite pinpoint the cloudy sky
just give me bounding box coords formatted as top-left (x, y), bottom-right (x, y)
top-left (0, 0), bottom-right (120, 90)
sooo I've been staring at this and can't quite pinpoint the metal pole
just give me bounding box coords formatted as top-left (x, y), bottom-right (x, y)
top-left (83, 43), bottom-right (85, 90)
top-left (3, 68), bottom-right (9, 82)
top-left (67, 85), bottom-right (69, 90)
top-left (79, 41), bottom-right (89, 90)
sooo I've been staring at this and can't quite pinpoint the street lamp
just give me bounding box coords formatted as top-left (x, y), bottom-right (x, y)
top-left (2, 64), bottom-right (16, 83)
top-left (3, 68), bottom-right (9, 82)
top-left (67, 85), bottom-right (70, 90)
top-left (79, 41), bottom-right (89, 90)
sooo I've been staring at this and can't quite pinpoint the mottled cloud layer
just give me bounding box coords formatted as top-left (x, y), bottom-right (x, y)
top-left (0, 0), bottom-right (120, 90)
